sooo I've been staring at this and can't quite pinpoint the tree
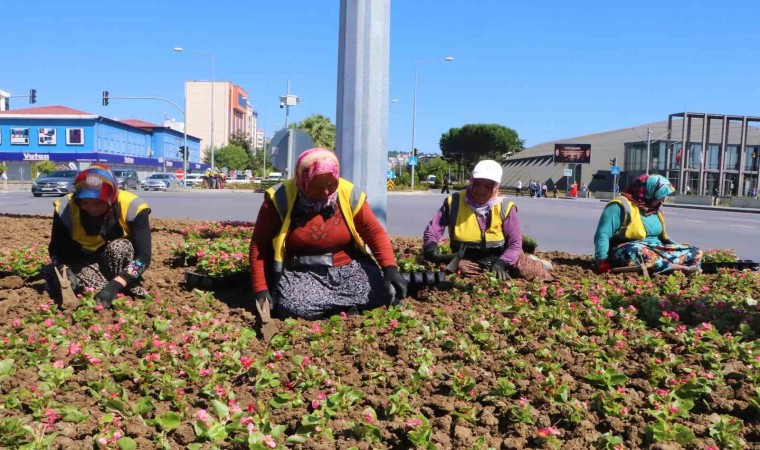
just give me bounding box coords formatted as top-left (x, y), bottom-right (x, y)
top-left (439, 124), bottom-right (525, 168)
top-left (291, 114), bottom-right (336, 150)
top-left (418, 157), bottom-right (450, 185)
top-left (32, 161), bottom-right (57, 178)
top-left (229, 131), bottom-right (254, 154)
top-left (206, 145), bottom-right (250, 171)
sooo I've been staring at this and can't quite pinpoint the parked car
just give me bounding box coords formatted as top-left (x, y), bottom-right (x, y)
top-left (31, 170), bottom-right (78, 197)
top-left (183, 173), bottom-right (205, 187)
top-left (227, 174), bottom-right (252, 184)
top-left (112, 169), bottom-right (140, 190)
top-left (268, 172), bottom-right (284, 182)
top-left (143, 173), bottom-right (179, 191)
top-left (253, 177), bottom-right (264, 185)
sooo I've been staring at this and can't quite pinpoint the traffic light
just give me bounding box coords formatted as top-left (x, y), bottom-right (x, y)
top-left (609, 157), bottom-right (617, 166)
top-left (29, 89), bottom-right (37, 104)
top-left (178, 146), bottom-right (188, 159)
top-left (102, 91), bottom-right (109, 106)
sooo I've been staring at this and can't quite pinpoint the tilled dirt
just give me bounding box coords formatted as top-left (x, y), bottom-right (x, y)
top-left (0, 214), bottom-right (757, 449)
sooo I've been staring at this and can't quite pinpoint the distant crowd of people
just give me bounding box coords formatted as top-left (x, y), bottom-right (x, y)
top-left (202, 170), bottom-right (226, 189)
top-left (513, 179), bottom-right (590, 199)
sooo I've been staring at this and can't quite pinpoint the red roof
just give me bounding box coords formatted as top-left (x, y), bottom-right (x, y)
top-left (119, 119), bottom-right (162, 129)
top-left (0, 105), bottom-right (94, 115)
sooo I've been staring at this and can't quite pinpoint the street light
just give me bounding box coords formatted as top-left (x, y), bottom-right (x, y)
top-left (174, 47), bottom-right (216, 169)
top-left (411, 56), bottom-right (454, 190)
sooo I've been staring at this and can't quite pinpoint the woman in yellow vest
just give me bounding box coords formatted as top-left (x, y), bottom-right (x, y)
top-left (249, 148), bottom-right (408, 320)
top-left (422, 160), bottom-right (553, 281)
top-left (43, 165), bottom-right (152, 308)
top-left (594, 174), bottom-right (701, 274)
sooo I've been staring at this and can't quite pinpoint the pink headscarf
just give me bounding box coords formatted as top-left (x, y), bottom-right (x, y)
top-left (295, 148), bottom-right (340, 192)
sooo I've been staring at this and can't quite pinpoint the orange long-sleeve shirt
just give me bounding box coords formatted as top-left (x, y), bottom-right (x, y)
top-left (249, 198), bottom-right (397, 293)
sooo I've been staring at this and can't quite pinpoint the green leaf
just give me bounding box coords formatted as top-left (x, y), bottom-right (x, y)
top-left (0, 359), bottom-right (16, 381)
top-left (134, 397), bottom-right (153, 416)
top-left (59, 405), bottom-right (88, 423)
top-left (672, 424), bottom-right (696, 445)
top-left (286, 433), bottom-right (310, 444)
top-left (116, 437), bottom-right (137, 450)
top-left (155, 411), bottom-right (182, 431)
top-left (210, 399), bottom-right (229, 420)
top-left (206, 422), bottom-right (228, 441)
top-left (105, 398), bottom-right (127, 413)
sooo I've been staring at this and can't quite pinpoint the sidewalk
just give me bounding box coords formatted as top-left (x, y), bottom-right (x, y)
top-left (598, 198), bottom-right (760, 215)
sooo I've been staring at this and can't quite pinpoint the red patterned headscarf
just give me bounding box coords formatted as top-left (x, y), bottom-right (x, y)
top-left (72, 164), bottom-right (119, 206)
top-left (295, 148), bottom-right (340, 192)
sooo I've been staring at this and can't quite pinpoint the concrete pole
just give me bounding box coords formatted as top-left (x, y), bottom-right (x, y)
top-left (646, 126), bottom-right (652, 175)
top-left (336, 0), bottom-right (391, 225)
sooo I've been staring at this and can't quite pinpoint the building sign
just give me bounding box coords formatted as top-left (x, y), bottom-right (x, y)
top-left (553, 143), bottom-right (591, 164)
top-left (232, 86), bottom-right (249, 112)
top-left (66, 128), bottom-right (84, 145)
top-left (10, 128), bottom-right (29, 145)
top-left (23, 152), bottom-right (50, 161)
top-left (38, 128), bottom-right (57, 145)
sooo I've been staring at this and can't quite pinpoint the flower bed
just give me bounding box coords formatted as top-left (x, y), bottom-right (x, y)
top-left (0, 244), bottom-right (50, 279)
top-left (173, 221), bottom-right (253, 285)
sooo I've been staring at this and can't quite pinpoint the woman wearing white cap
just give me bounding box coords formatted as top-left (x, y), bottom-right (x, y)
top-left (422, 160), bottom-right (552, 281)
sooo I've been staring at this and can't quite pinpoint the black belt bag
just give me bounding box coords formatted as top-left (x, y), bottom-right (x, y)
top-left (286, 253), bottom-right (334, 269)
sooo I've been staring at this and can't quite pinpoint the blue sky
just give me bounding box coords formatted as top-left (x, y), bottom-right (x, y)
top-left (3, 0), bottom-right (760, 153)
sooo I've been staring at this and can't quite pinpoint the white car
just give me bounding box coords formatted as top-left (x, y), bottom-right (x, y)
top-left (183, 173), bottom-right (205, 187)
top-left (227, 174), bottom-right (252, 184)
top-left (143, 173), bottom-right (179, 191)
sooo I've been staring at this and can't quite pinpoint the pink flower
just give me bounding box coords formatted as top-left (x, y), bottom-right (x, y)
top-left (339, 311), bottom-right (348, 320)
top-left (144, 353), bottom-right (160, 362)
top-left (44, 318), bottom-right (55, 327)
top-left (38, 303), bottom-right (50, 312)
top-left (195, 409), bottom-right (211, 425)
top-left (11, 319), bottom-right (21, 327)
top-left (537, 426), bottom-right (561, 438)
top-left (68, 342), bottom-right (82, 355)
top-left (263, 434), bottom-right (277, 448)
top-left (311, 323), bottom-right (323, 334)
top-left (199, 368), bottom-right (212, 376)
top-left (405, 418), bottom-right (423, 429)
top-left (669, 406), bottom-right (680, 413)
top-left (240, 356), bottom-right (253, 369)
top-left (656, 388), bottom-right (669, 396)
top-left (52, 360), bottom-right (64, 369)
top-left (97, 437), bottom-right (108, 447)
top-left (517, 397), bottom-right (530, 408)
top-left (364, 411), bottom-right (374, 423)
top-left (94, 304), bottom-right (104, 311)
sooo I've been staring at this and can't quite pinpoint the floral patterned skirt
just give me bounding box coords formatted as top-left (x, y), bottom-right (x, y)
top-left (610, 240), bottom-right (702, 274)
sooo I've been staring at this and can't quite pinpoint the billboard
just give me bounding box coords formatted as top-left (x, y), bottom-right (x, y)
top-left (553, 143), bottom-right (591, 164)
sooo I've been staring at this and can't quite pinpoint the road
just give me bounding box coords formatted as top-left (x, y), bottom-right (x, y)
top-left (2, 189), bottom-right (759, 259)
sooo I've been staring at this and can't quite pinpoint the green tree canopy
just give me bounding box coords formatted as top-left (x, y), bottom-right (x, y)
top-left (439, 124), bottom-right (525, 168)
top-left (291, 114), bottom-right (336, 150)
top-left (206, 145), bottom-right (250, 171)
top-left (228, 131), bottom-right (254, 153)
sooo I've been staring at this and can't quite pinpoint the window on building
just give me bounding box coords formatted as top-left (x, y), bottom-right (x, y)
top-left (687, 144), bottom-right (702, 170)
top-left (705, 144), bottom-right (720, 170)
top-left (725, 145), bottom-right (740, 171)
top-left (743, 174), bottom-right (757, 196)
top-left (669, 142), bottom-right (683, 168)
top-left (705, 172), bottom-right (719, 195)
top-left (66, 128), bottom-right (84, 145)
top-left (724, 173), bottom-right (739, 196)
top-left (744, 146), bottom-right (758, 172)
top-left (687, 172), bottom-right (699, 194)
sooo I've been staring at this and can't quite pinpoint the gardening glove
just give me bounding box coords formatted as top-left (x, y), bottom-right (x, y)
top-left (490, 258), bottom-right (511, 281)
top-left (56, 264), bottom-right (80, 291)
top-left (383, 266), bottom-right (408, 301)
top-left (423, 242), bottom-right (456, 263)
top-left (95, 280), bottom-right (123, 309)
top-left (254, 290), bottom-right (274, 321)
top-left (597, 259), bottom-right (611, 274)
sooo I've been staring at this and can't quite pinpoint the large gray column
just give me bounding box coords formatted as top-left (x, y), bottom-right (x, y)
top-left (336, 0), bottom-right (391, 225)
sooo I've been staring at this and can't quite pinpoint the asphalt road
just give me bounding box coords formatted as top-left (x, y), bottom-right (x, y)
top-left (2, 189), bottom-right (759, 259)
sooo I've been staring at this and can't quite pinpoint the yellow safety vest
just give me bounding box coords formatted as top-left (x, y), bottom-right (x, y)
top-left (54, 191), bottom-right (150, 253)
top-left (446, 192), bottom-right (515, 251)
top-left (266, 178), bottom-right (369, 273)
top-left (609, 196), bottom-right (669, 241)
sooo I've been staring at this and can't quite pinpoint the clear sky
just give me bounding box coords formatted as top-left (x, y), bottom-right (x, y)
top-left (3, 0), bottom-right (759, 153)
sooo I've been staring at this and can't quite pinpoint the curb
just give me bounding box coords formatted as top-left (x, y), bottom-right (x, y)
top-left (598, 199), bottom-right (760, 215)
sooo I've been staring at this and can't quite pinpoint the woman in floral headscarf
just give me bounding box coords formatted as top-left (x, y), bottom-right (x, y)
top-left (594, 174), bottom-right (701, 274)
top-left (250, 148), bottom-right (408, 320)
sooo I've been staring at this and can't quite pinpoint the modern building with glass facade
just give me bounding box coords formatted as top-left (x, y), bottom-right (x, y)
top-left (0, 105), bottom-right (205, 181)
top-left (501, 112), bottom-right (760, 197)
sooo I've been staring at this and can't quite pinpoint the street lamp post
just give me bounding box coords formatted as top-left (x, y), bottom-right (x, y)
top-left (174, 47), bottom-right (216, 169)
top-left (410, 57), bottom-right (453, 190)
top-left (279, 80), bottom-right (300, 179)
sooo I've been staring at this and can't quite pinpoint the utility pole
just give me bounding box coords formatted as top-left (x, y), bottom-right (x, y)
top-left (646, 127), bottom-right (652, 175)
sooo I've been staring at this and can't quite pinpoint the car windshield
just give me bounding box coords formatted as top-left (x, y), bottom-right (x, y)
top-left (150, 174), bottom-right (169, 179)
top-left (113, 171), bottom-right (129, 177)
top-left (46, 170), bottom-right (78, 178)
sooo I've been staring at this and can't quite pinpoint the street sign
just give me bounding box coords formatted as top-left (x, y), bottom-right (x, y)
top-left (387, 180), bottom-right (395, 190)
top-left (563, 169), bottom-right (573, 176)
top-left (408, 156), bottom-right (418, 166)
top-left (175, 169), bottom-right (184, 179)
top-left (611, 166), bottom-right (621, 175)
top-left (386, 169), bottom-right (396, 180)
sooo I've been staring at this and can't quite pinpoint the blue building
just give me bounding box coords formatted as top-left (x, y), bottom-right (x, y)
top-left (0, 105), bottom-right (205, 181)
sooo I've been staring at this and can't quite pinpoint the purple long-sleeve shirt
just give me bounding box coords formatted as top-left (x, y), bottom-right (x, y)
top-left (423, 198), bottom-right (522, 266)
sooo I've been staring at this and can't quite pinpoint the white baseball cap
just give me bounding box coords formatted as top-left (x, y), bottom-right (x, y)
top-left (471, 160), bottom-right (502, 184)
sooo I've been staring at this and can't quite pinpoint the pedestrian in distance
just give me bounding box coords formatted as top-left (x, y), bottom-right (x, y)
top-left (249, 148), bottom-right (408, 320)
top-left (515, 179), bottom-right (524, 196)
top-left (712, 187), bottom-right (720, 206)
top-left (440, 175), bottom-right (451, 194)
top-left (580, 183), bottom-right (589, 198)
top-left (541, 183), bottom-right (548, 198)
top-left (42, 165), bottom-right (152, 308)
top-left (422, 160), bottom-right (553, 282)
top-left (594, 174), bottom-right (701, 275)
top-left (0, 170), bottom-right (7, 190)
top-left (552, 184), bottom-right (559, 198)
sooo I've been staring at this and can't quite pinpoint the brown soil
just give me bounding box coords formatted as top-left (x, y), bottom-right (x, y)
top-left (0, 214), bottom-right (758, 449)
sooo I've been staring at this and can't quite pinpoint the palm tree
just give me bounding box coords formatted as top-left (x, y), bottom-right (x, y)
top-left (291, 114), bottom-right (336, 150)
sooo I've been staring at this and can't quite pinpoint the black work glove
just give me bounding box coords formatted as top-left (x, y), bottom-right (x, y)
top-left (95, 280), bottom-right (123, 309)
top-left (422, 242), bottom-right (441, 262)
top-left (383, 266), bottom-right (408, 301)
top-left (56, 264), bottom-right (80, 291)
top-left (490, 259), bottom-right (511, 281)
top-left (254, 290), bottom-right (274, 314)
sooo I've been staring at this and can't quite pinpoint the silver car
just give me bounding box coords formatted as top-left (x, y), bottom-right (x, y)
top-left (31, 170), bottom-right (78, 197)
top-left (143, 173), bottom-right (179, 191)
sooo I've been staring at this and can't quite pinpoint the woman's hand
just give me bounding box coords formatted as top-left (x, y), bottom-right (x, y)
top-left (382, 266), bottom-right (408, 300)
top-left (457, 259), bottom-right (482, 276)
top-left (596, 259), bottom-right (611, 274)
